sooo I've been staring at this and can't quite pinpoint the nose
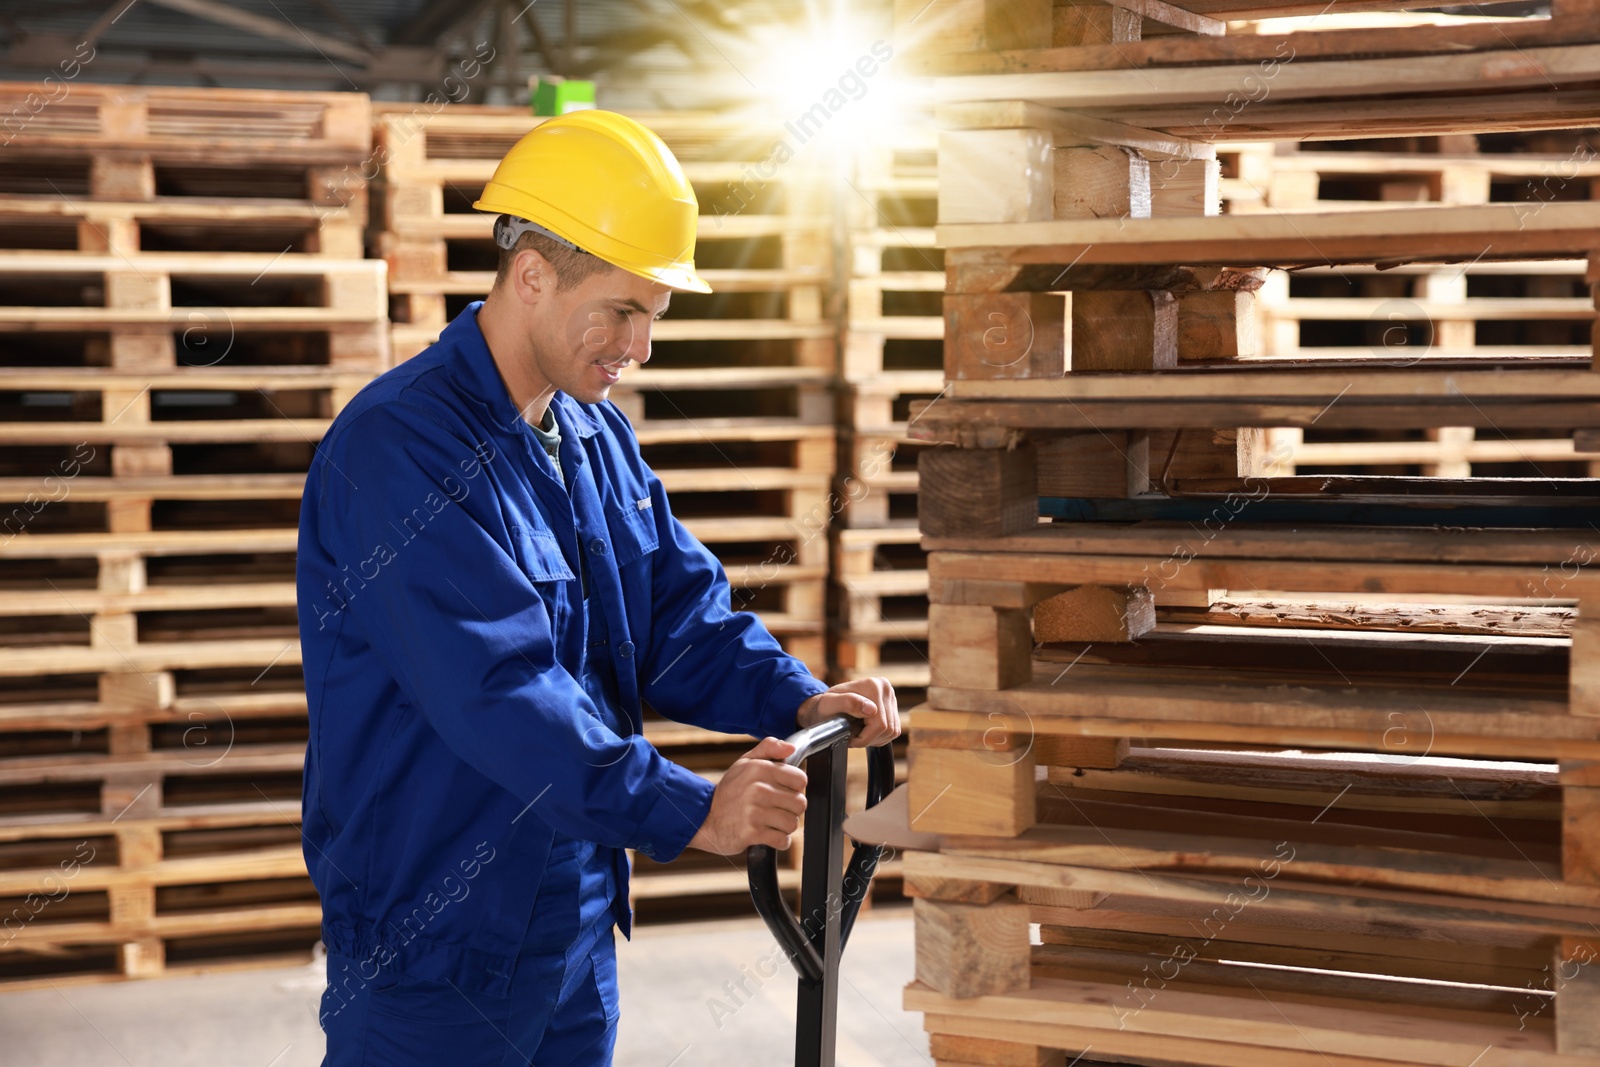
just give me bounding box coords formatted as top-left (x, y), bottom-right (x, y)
top-left (629, 320), bottom-right (652, 367)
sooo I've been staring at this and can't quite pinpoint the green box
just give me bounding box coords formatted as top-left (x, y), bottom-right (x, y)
top-left (531, 77), bottom-right (597, 117)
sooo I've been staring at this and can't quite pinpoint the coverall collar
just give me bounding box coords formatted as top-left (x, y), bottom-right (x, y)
top-left (447, 301), bottom-right (602, 440)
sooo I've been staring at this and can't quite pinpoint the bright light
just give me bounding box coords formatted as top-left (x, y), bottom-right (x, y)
top-left (750, 18), bottom-right (916, 148)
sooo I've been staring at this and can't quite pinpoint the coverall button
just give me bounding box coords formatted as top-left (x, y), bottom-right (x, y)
top-left (618, 641), bottom-right (634, 659)
top-left (589, 538), bottom-right (605, 555)
top-left (638, 844), bottom-right (655, 858)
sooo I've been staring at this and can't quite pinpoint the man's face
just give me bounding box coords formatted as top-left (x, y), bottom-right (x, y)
top-left (532, 263), bottom-right (672, 405)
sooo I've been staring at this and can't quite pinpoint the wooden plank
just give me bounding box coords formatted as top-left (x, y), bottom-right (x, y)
top-left (925, 43), bottom-right (1600, 111)
top-left (937, 100), bottom-right (1212, 160)
top-left (924, 668), bottom-right (1600, 756)
top-left (902, 849), bottom-right (1600, 938)
top-left (938, 366), bottom-right (1600, 400)
top-left (901, 14), bottom-right (1600, 76)
top-left (938, 202), bottom-right (1600, 265)
top-left (908, 396), bottom-right (1600, 432)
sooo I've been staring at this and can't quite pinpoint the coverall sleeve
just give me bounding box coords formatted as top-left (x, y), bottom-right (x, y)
top-left (635, 460), bottom-right (827, 741)
top-left (317, 404), bottom-right (714, 862)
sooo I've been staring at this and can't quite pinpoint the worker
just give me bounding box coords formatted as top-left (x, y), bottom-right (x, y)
top-left (295, 110), bottom-right (900, 1066)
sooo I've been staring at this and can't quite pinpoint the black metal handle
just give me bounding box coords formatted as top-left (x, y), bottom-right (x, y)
top-left (746, 716), bottom-right (897, 986)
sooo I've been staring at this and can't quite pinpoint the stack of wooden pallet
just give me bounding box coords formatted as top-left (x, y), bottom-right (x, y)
top-left (368, 103), bottom-right (842, 917)
top-left (883, 2), bottom-right (1600, 1063)
top-left (0, 83), bottom-right (385, 986)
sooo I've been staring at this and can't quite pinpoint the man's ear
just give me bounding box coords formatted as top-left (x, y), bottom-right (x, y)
top-left (507, 247), bottom-right (555, 304)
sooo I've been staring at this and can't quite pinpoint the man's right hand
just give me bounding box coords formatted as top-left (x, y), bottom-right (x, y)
top-left (687, 736), bottom-right (808, 855)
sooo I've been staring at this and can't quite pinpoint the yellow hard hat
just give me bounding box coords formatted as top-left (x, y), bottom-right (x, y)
top-left (473, 110), bottom-right (712, 294)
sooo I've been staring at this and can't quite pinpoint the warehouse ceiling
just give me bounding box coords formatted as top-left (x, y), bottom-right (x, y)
top-left (0, 0), bottom-right (894, 111)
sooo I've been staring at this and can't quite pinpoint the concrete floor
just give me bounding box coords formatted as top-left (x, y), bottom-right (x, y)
top-left (0, 908), bottom-right (929, 1067)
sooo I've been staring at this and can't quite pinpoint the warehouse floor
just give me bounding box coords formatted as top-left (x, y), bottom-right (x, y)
top-left (0, 908), bottom-right (927, 1067)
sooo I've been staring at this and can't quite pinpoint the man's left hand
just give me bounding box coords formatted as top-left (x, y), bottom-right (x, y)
top-left (795, 678), bottom-right (900, 747)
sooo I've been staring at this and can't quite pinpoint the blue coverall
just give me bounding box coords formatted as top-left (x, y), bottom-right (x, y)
top-left (296, 302), bottom-right (826, 1065)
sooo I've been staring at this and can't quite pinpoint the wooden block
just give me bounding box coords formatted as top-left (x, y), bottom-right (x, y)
top-left (1574, 604), bottom-right (1599, 717)
top-left (929, 1033), bottom-right (1065, 1067)
top-left (106, 271), bottom-right (169, 311)
top-left (117, 826), bottom-right (163, 867)
top-left (108, 723), bottom-right (151, 755)
top-left (1017, 885), bottom-right (1106, 909)
top-left (1052, 3), bottom-right (1141, 46)
top-left (918, 445), bottom-right (1037, 538)
top-left (1436, 166), bottom-right (1491, 206)
top-left (906, 877), bottom-right (1014, 905)
top-left (309, 219), bottom-right (365, 258)
top-left (909, 739), bottom-right (1036, 836)
top-left (329, 327), bottom-right (387, 369)
top-left (325, 270), bottom-right (385, 318)
top-left (102, 387), bottom-right (150, 426)
top-left (1555, 936), bottom-right (1600, 1056)
top-left (1033, 585), bottom-right (1154, 642)
top-left (1150, 156), bottom-right (1220, 217)
top-left (914, 896), bottom-right (1031, 999)
top-left (1147, 427), bottom-right (1250, 483)
top-left (1033, 735), bottom-right (1129, 769)
top-left (109, 328), bottom-right (175, 370)
top-left (939, 129), bottom-right (1054, 225)
top-left (98, 552), bottom-right (146, 595)
top-left (111, 443), bottom-right (171, 478)
top-left (1177, 290), bottom-right (1257, 361)
top-left (985, 0), bottom-right (1053, 49)
top-left (92, 613), bottom-right (138, 650)
top-left (90, 156), bottom-right (154, 201)
top-left (1053, 145), bottom-right (1150, 220)
top-left (120, 939), bottom-right (165, 978)
top-left (102, 774), bottom-right (161, 818)
top-left (1036, 432), bottom-right (1148, 498)
top-left (381, 238), bottom-right (446, 283)
top-left (109, 885), bottom-right (154, 926)
top-left (98, 671), bottom-right (170, 713)
top-left (929, 604), bottom-right (1034, 690)
top-left (1268, 168), bottom-right (1322, 208)
top-left (1565, 785), bottom-right (1600, 885)
top-left (945, 293), bottom-right (1067, 380)
top-left (79, 218), bottom-right (140, 256)
top-left (1069, 289), bottom-right (1176, 371)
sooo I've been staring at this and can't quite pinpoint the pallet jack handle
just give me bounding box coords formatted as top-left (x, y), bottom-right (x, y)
top-left (747, 715), bottom-right (897, 1067)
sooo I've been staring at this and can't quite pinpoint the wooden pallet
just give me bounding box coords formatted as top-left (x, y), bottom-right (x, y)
top-left (911, 518), bottom-right (1599, 765)
top-left (897, 3), bottom-right (1600, 141)
top-left (0, 81), bottom-right (371, 261)
top-left (847, 745), bottom-right (1600, 1062)
top-left (0, 84), bottom-right (371, 163)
